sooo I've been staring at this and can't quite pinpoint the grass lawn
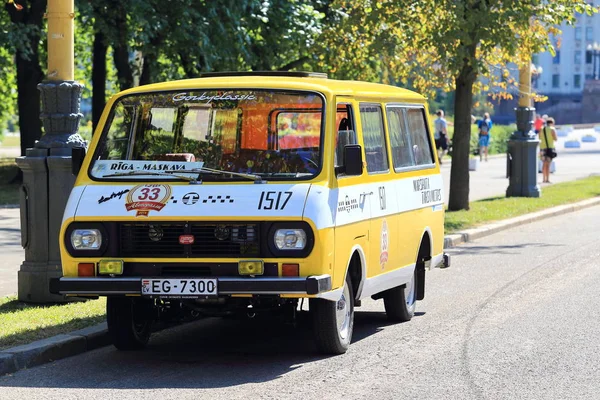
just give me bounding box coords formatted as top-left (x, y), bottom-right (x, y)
top-left (0, 134), bottom-right (20, 148)
top-left (0, 296), bottom-right (106, 350)
top-left (445, 176), bottom-right (600, 233)
top-left (0, 158), bottom-right (19, 205)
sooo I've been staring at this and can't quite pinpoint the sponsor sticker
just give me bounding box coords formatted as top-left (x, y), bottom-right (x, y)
top-left (98, 189), bottom-right (130, 204)
top-left (91, 160), bottom-right (204, 177)
top-left (380, 219), bottom-right (389, 269)
top-left (125, 184), bottom-right (172, 217)
top-left (337, 195), bottom-right (359, 213)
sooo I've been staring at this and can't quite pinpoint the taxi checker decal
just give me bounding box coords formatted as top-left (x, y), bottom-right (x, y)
top-left (125, 184), bottom-right (172, 217)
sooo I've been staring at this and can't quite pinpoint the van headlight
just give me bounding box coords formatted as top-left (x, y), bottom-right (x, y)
top-left (71, 229), bottom-right (102, 250)
top-left (274, 229), bottom-right (307, 250)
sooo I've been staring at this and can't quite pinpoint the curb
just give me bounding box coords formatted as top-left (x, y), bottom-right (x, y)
top-left (1, 197), bottom-right (599, 376)
top-left (0, 323), bottom-right (109, 376)
top-left (443, 197), bottom-right (600, 249)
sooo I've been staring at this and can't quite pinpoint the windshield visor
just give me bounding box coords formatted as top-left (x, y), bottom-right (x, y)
top-left (90, 90), bottom-right (325, 181)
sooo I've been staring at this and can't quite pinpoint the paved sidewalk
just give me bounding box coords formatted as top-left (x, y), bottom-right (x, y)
top-left (0, 207), bottom-right (21, 298)
top-left (441, 127), bottom-right (600, 203)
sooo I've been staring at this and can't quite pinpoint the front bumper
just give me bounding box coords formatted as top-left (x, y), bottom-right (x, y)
top-left (49, 275), bottom-right (332, 296)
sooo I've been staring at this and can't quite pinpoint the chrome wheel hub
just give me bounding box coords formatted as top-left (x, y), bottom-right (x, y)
top-left (405, 273), bottom-right (416, 307)
top-left (336, 281), bottom-right (352, 341)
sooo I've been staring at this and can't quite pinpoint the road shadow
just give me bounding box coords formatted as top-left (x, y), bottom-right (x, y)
top-left (446, 242), bottom-right (559, 256)
top-left (0, 308), bottom-right (423, 389)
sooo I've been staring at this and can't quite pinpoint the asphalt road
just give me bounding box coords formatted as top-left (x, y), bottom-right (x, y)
top-left (1, 205), bottom-right (600, 399)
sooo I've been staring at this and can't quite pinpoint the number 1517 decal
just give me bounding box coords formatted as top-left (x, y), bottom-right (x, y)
top-left (258, 191), bottom-right (292, 210)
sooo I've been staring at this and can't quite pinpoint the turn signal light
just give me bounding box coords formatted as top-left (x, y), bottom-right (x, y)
top-left (98, 260), bottom-right (124, 275)
top-left (282, 263), bottom-right (299, 277)
top-left (77, 263), bottom-right (95, 277)
top-left (239, 260), bottom-right (264, 276)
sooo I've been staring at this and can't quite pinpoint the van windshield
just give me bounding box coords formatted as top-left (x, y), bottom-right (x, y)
top-left (90, 90), bottom-right (324, 181)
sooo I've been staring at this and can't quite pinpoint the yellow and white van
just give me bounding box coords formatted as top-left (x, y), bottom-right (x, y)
top-left (51, 72), bottom-right (449, 354)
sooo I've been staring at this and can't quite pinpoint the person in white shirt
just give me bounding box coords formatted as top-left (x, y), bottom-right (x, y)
top-left (434, 110), bottom-right (449, 164)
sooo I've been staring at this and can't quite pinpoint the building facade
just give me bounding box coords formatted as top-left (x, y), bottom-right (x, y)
top-left (494, 7), bottom-right (600, 124)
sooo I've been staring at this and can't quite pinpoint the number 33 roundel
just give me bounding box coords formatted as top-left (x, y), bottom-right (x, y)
top-left (125, 184), bottom-right (172, 217)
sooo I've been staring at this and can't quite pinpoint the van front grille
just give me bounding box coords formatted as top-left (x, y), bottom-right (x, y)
top-left (119, 222), bottom-right (260, 258)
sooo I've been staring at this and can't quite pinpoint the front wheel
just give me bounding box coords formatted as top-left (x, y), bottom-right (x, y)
top-left (107, 297), bottom-right (153, 350)
top-left (310, 274), bottom-right (354, 355)
top-left (383, 269), bottom-right (416, 322)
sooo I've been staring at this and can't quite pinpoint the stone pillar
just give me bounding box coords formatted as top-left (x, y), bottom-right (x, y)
top-left (16, 82), bottom-right (85, 303)
top-left (582, 80), bottom-right (600, 123)
top-left (506, 107), bottom-right (541, 198)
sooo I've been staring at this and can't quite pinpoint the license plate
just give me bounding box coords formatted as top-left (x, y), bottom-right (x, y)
top-left (141, 278), bottom-right (218, 297)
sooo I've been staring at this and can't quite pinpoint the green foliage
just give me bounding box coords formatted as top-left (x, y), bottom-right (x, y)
top-left (0, 13), bottom-right (16, 134)
top-left (447, 122), bottom-right (515, 156)
top-left (319, 0), bottom-right (597, 210)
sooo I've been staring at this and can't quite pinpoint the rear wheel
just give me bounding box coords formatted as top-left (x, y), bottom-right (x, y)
top-left (310, 274), bottom-right (354, 354)
top-left (383, 269), bottom-right (416, 322)
top-left (107, 297), bottom-right (153, 350)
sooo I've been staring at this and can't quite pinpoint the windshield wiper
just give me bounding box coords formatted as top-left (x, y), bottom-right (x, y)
top-left (102, 170), bottom-right (198, 182)
top-left (178, 167), bottom-right (263, 182)
top-left (103, 167), bottom-right (263, 182)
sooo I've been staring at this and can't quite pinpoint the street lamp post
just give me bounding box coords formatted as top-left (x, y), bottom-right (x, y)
top-left (532, 65), bottom-right (543, 90)
top-left (15, 0), bottom-right (85, 302)
top-left (588, 42), bottom-right (600, 80)
top-left (506, 62), bottom-right (542, 198)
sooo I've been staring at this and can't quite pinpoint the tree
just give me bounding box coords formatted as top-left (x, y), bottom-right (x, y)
top-left (319, 0), bottom-right (597, 211)
top-left (4, 0), bottom-right (45, 157)
top-left (242, 0), bottom-right (328, 72)
top-left (0, 9), bottom-right (17, 135)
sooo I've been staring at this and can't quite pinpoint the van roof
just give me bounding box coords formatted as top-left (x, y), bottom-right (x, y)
top-left (117, 72), bottom-right (426, 102)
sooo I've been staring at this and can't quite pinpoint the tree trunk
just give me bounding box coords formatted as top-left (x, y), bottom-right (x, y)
top-left (112, 10), bottom-right (133, 91)
top-left (139, 53), bottom-right (153, 85)
top-left (15, 50), bottom-right (44, 156)
top-left (92, 30), bottom-right (107, 133)
top-left (6, 0), bottom-right (46, 156)
top-left (139, 37), bottom-right (162, 85)
top-left (448, 65), bottom-right (477, 211)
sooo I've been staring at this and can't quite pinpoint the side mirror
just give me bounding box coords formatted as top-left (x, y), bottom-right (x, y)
top-left (72, 147), bottom-right (86, 177)
top-left (343, 144), bottom-right (363, 176)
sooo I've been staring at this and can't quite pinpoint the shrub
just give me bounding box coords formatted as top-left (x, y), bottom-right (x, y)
top-left (447, 123), bottom-right (515, 156)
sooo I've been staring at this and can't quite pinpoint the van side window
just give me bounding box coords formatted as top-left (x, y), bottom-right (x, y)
top-left (335, 104), bottom-right (357, 169)
top-left (406, 108), bottom-right (434, 166)
top-left (386, 107), bottom-right (414, 169)
top-left (100, 103), bottom-right (135, 160)
top-left (359, 104), bottom-right (389, 173)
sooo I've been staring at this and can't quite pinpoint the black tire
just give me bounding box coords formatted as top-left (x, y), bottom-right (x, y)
top-left (383, 269), bottom-right (416, 322)
top-left (107, 297), bottom-right (153, 350)
top-left (310, 274), bottom-right (354, 355)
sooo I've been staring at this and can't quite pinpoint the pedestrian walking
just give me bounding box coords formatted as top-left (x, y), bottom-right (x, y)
top-left (477, 112), bottom-right (493, 162)
top-left (534, 113), bottom-right (544, 134)
top-left (540, 117), bottom-right (558, 183)
top-left (434, 110), bottom-right (449, 164)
